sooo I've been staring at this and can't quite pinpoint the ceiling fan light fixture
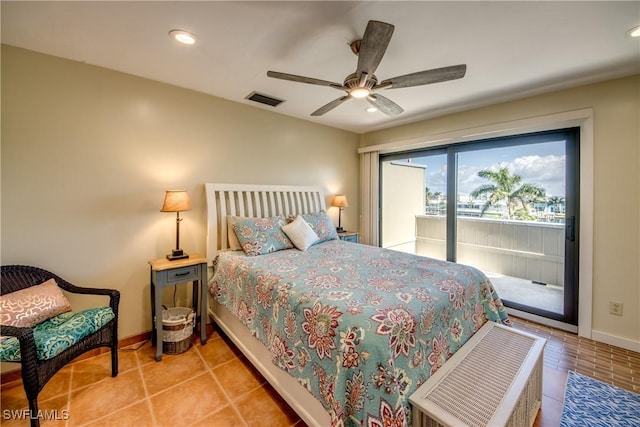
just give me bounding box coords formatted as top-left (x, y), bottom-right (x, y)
top-left (350, 87), bottom-right (371, 98)
top-left (626, 25), bottom-right (640, 38)
top-left (169, 29), bottom-right (197, 45)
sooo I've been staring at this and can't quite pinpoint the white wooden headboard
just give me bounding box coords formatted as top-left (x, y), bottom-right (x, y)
top-left (205, 183), bottom-right (327, 263)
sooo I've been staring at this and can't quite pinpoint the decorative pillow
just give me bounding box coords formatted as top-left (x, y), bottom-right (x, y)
top-left (232, 215), bottom-right (294, 256)
top-left (226, 215), bottom-right (249, 250)
top-left (282, 215), bottom-right (320, 251)
top-left (295, 210), bottom-right (339, 244)
top-left (0, 279), bottom-right (72, 328)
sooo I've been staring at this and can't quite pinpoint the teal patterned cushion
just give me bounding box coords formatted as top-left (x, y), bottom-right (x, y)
top-left (299, 210), bottom-right (339, 244)
top-left (232, 215), bottom-right (294, 256)
top-left (0, 307), bottom-right (114, 362)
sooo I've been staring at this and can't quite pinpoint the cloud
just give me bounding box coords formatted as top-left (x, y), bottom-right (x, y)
top-left (458, 154), bottom-right (566, 197)
top-left (413, 153), bottom-right (567, 198)
top-left (425, 163), bottom-right (447, 193)
top-left (504, 155), bottom-right (566, 197)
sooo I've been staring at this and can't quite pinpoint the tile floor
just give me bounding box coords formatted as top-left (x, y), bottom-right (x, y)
top-left (1, 317), bottom-right (638, 427)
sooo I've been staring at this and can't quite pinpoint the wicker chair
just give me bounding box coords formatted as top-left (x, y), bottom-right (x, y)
top-left (0, 265), bottom-right (120, 427)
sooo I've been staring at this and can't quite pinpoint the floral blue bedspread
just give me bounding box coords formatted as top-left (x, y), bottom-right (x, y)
top-left (209, 240), bottom-right (510, 427)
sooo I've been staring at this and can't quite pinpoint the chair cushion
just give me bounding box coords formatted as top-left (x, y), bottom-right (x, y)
top-left (0, 307), bottom-right (115, 362)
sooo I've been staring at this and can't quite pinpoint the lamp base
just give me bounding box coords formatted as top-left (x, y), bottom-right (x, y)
top-left (336, 227), bottom-right (345, 233)
top-left (166, 249), bottom-right (189, 261)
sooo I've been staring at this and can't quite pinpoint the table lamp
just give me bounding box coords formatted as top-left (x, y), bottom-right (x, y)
top-left (332, 194), bottom-right (348, 233)
top-left (161, 190), bottom-right (192, 260)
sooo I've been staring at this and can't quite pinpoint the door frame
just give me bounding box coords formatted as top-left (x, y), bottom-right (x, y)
top-left (382, 128), bottom-right (580, 328)
top-left (451, 129), bottom-right (579, 327)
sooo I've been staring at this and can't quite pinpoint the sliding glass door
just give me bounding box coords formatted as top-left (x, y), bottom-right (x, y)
top-left (380, 128), bottom-right (579, 327)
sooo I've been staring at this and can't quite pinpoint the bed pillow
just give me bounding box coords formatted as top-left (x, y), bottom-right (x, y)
top-left (296, 210), bottom-right (339, 244)
top-left (233, 215), bottom-right (294, 256)
top-left (0, 278), bottom-right (72, 328)
top-left (282, 215), bottom-right (320, 251)
top-left (226, 215), bottom-right (249, 250)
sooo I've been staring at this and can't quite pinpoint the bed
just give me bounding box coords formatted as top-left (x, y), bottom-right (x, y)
top-left (205, 183), bottom-right (510, 427)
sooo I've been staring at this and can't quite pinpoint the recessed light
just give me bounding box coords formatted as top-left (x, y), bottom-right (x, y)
top-left (626, 25), bottom-right (640, 38)
top-left (169, 29), bottom-right (197, 45)
top-left (366, 106), bottom-right (378, 113)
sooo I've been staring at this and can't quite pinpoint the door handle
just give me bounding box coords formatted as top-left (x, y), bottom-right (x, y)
top-left (566, 216), bottom-right (575, 242)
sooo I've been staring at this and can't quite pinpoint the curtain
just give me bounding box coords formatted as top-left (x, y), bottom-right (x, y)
top-left (359, 150), bottom-right (379, 246)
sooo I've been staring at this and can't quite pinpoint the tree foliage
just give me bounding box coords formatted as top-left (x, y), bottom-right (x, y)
top-left (547, 196), bottom-right (565, 212)
top-left (425, 187), bottom-right (442, 203)
top-left (470, 167), bottom-right (546, 220)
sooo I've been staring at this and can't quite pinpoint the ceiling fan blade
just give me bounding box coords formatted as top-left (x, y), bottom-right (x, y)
top-left (367, 94), bottom-right (403, 116)
top-left (356, 20), bottom-right (394, 77)
top-left (267, 71), bottom-right (344, 89)
top-left (379, 64), bottom-right (467, 89)
top-left (311, 96), bottom-right (351, 116)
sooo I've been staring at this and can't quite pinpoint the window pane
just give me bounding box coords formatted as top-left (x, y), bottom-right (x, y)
top-left (380, 155), bottom-right (447, 260)
top-left (416, 154), bottom-right (447, 260)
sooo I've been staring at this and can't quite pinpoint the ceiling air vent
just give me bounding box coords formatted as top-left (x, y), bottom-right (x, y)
top-left (245, 91), bottom-right (285, 107)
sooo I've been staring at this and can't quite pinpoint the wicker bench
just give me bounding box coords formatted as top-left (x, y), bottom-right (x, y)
top-left (410, 321), bottom-right (546, 427)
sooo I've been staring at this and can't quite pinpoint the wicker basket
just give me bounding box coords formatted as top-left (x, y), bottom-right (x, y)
top-left (162, 307), bottom-right (195, 354)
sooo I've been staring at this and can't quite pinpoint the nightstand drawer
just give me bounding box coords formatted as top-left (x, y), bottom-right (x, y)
top-left (166, 265), bottom-right (199, 283)
top-left (338, 232), bottom-right (359, 243)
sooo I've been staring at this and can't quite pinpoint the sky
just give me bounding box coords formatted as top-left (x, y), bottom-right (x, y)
top-left (410, 139), bottom-right (566, 199)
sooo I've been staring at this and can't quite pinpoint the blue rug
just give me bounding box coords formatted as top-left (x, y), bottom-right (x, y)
top-left (561, 370), bottom-right (640, 426)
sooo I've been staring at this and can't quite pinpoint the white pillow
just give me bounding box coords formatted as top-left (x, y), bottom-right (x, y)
top-left (226, 215), bottom-right (249, 250)
top-left (282, 215), bottom-right (319, 251)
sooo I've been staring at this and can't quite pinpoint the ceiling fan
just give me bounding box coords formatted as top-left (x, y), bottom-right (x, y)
top-left (267, 20), bottom-right (467, 117)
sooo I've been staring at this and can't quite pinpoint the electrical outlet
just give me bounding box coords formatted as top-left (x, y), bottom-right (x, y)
top-left (609, 301), bottom-right (623, 316)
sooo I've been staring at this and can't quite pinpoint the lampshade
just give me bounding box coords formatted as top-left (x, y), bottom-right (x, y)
top-left (332, 195), bottom-right (349, 208)
top-left (161, 190), bottom-right (192, 213)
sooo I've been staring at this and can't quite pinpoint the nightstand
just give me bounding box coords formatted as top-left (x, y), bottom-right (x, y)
top-left (338, 231), bottom-right (359, 243)
top-left (148, 254), bottom-right (208, 361)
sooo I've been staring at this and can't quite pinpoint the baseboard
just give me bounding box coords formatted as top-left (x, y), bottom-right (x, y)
top-left (0, 331), bottom-right (151, 385)
top-left (508, 310), bottom-right (639, 353)
top-left (591, 330), bottom-right (640, 353)
top-left (507, 308), bottom-right (578, 333)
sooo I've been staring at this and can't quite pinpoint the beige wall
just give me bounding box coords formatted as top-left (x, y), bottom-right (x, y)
top-left (1, 46), bottom-right (360, 343)
top-left (361, 75), bottom-right (640, 348)
top-left (381, 161), bottom-right (425, 251)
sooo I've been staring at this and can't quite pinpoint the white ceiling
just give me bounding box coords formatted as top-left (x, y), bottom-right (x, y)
top-left (2, 1), bottom-right (639, 134)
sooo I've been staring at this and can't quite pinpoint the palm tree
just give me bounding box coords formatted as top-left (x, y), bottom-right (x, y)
top-left (425, 187), bottom-right (444, 215)
top-left (470, 167), bottom-right (546, 220)
top-left (425, 187), bottom-right (442, 204)
top-left (547, 196), bottom-right (565, 213)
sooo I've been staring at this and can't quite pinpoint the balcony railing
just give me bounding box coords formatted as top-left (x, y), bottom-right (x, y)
top-left (384, 215), bottom-right (565, 288)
